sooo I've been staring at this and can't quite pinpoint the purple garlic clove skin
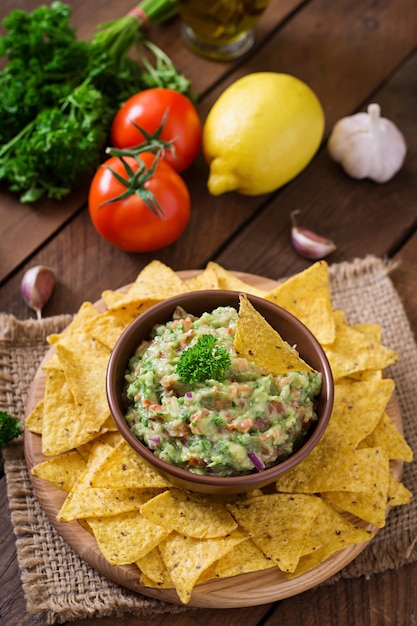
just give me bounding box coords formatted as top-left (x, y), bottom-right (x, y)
top-left (290, 210), bottom-right (336, 260)
top-left (21, 265), bottom-right (55, 320)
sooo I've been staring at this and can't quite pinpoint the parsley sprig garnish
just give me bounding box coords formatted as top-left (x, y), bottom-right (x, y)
top-left (176, 335), bottom-right (231, 384)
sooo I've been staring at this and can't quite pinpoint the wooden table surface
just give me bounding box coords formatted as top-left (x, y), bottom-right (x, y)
top-left (1, 0), bottom-right (417, 624)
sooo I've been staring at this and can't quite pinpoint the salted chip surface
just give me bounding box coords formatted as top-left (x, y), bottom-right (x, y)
top-left (57, 442), bottom-right (160, 522)
top-left (136, 547), bottom-right (171, 586)
top-left (387, 475), bottom-right (413, 506)
top-left (214, 538), bottom-right (273, 578)
top-left (184, 266), bottom-right (220, 291)
top-left (264, 261), bottom-right (335, 345)
top-left (324, 310), bottom-right (398, 380)
top-left (274, 443), bottom-right (384, 494)
top-left (158, 530), bottom-right (247, 604)
top-left (226, 493), bottom-right (322, 573)
top-left (206, 262), bottom-right (265, 296)
top-left (140, 489), bottom-right (238, 538)
top-left (234, 295), bottom-right (313, 374)
top-left (327, 378), bottom-right (395, 447)
top-left (56, 337), bottom-right (110, 433)
top-left (47, 301), bottom-right (99, 346)
top-left (352, 322), bottom-right (382, 343)
top-left (85, 308), bottom-right (136, 350)
top-left (102, 260), bottom-right (187, 310)
top-left (88, 511), bottom-right (170, 565)
top-left (25, 399), bottom-right (44, 434)
top-left (323, 448), bottom-right (391, 528)
top-left (31, 450), bottom-right (86, 492)
top-left (42, 368), bottom-right (103, 456)
top-left (90, 439), bottom-right (172, 489)
top-left (288, 499), bottom-right (373, 577)
top-left (361, 411), bottom-right (413, 462)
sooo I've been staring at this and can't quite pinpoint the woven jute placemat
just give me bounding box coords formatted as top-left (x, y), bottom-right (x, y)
top-left (1, 255), bottom-right (416, 624)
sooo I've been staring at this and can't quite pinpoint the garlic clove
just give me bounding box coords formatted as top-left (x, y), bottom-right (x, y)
top-left (328, 103), bottom-right (407, 183)
top-left (290, 210), bottom-right (336, 260)
top-left (21, 265), bottom-right (55, 320)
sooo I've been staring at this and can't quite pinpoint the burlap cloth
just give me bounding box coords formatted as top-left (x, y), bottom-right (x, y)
top-left (1, 255), bottom-right (416, 624)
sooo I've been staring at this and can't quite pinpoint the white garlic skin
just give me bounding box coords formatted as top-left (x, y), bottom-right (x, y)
top-left (291, 226), bottom-right (336, 260)
top-left (21, 265), bottom-right (55, 320)
top-left (290, 210), bottom-right (336, 260)
top-left (328, 103), bottom-right (407, 183)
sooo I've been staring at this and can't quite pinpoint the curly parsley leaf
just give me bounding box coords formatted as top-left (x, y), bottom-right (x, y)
top-left (176, 334), bottom-right (231, 384)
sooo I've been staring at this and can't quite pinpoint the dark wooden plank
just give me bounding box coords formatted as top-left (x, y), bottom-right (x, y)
top-left (262, 562), bottom-right (417, 626)
top-left (72, 605), bottom-right (270, 626)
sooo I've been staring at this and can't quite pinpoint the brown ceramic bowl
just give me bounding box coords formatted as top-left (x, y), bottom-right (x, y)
top-left (106, 290), bottom-right (334, 495)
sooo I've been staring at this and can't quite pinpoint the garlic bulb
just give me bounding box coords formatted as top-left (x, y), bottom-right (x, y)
top-left (328, 103), bottom-right (407, 183)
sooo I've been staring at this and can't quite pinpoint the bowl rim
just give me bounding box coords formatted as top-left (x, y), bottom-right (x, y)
top-left (106, 290), bottom-right (334, 491)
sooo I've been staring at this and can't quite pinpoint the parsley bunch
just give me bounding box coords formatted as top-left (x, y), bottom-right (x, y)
top-left (176, 334), bottom-right (231, 384)
top-left (0, 412), bottom-right (22, 448)
top-left (0, 1), bottom-right (190, 203)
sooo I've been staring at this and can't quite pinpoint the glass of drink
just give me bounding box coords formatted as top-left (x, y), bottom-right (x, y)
top-left (177, 0), bottom-right (271, 61)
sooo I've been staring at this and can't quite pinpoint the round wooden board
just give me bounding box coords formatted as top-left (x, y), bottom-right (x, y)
top-left (24, 270), bottom-right (403, 608)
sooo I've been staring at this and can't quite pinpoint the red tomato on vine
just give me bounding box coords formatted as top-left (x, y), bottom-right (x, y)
top-left (110, 88), bottom-right (202, 173)
top-left (88, 152), bottom-right (190, 252)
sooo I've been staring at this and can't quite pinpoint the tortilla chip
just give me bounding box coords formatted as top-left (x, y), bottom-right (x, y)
top-left (324, 310), bottom-right (398, 380)
top-left (323, 448), bottom-right (390, 528)
top-left (352, 322), bottom-right (382, 343)
top-left (55, 337), bottom-right (110, 433)
top-left (234, 294), bottom-right (314, 374)
top-left (184, 267), bottom-right (220, 291)
top-left (226, 493), bottom-right (322, 573)
top-left (275, 444), bottom-right (386, 494)
top-left (42, 368), bottom-right (104, 456)
top-left (288, 499), bottom-right (373, 577)
top-left (31, 450), bottom-right (86, 492)
top-left (158, 529), bottom-right (247, 603)
top-left (137, 547), bottom-right (172, 585)
top-left (347, 370), bottom-right (383, 382)
top-left (387, 475), bottom-right (413, 506)
top-left (102, 260), bottom-right (187, 310)
top-left (140, 489), bottom-right (238, 538)
top-left (85, 309), bottom-right (134, 351)
top-left (25, 399), bottom-right (44, 434)
top-left (205, 262), bottom-right (265, 297)
top-left (326, 378), bottom-right (395, 448)
top-left (214, 538), bottom-right (273, 578)
top-left (88, 510), bottom-right (170, 565)
top-left (76, 431), bottom-right (122, 462)
top-left (264, 261), bottom-right (335, 345)
top-left (90, 439), bottom-right (172, 489)
top-left (47, 302), bottom-right (99, 346)
top-left (361, 412), bottom-right (413, 462)
top-left (57, 442), bottom-right (160, 522)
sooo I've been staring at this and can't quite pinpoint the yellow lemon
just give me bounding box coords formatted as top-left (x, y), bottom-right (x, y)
top-left (203, 72), bottom-right (325, 196)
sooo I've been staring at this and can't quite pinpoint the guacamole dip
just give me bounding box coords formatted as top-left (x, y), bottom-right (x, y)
top-left (124, 306), bottom-right (322, 477)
